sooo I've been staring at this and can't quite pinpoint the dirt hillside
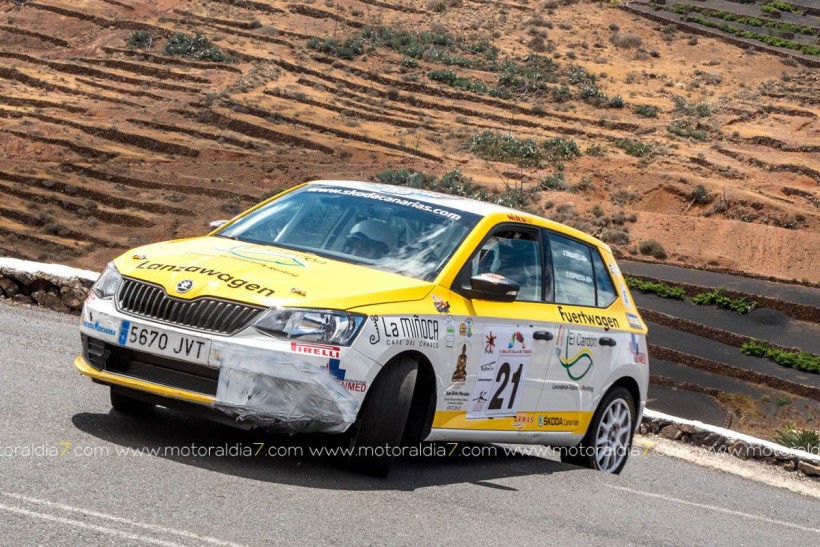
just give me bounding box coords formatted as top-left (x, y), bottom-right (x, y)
top-left (1, 0), bottom-right (818, 282)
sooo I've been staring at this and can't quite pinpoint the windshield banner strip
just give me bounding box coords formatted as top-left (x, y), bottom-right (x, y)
top-left (306, 187), bottom-right (462, 221)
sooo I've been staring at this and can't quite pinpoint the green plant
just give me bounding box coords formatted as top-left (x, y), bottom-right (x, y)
top-left (601, 229), bottom-right (630, 245)
top-left (692, 289), bottom-right (756, 314)
top-left (762, 1), bottom-right (804, 15)
top-left (608, 95), bottom-right (625, 109)
top-left (611, 190), bottom-right (640, 205)
top-left (625, 275), bottom-right (685, 299)
top-left (775, 424), bottom-right (820, 453)
top-left (741, 340), bottom-right (819, 373)
top-left (669, 121), bottom-right (707, 141)
top-left (610, 34), bottom-right (642, 49)
top-left (126, 30), bottom-right (152, 49)
top-left (165, 32), bottom-right (232, 62)
top-left (540, 172), bottom-right (570, 191)
top-left (428, 69), bottom-right (492, 94)
top-left (672, 95), bottom-right (711, 117)
top-left (774, 394), bottom-right (792, 407)
top-left (374, 168), bottom-right (490, 201)
top-left (466, 131), bottom-right (542, 168)
top-left (579, 84), bottom-right (608, 106)
top-left (681, 15), bottom-right (819, 56)
top-left (307, 36), bottom-right (364, 59)
top-left (638, 239), bottom-right (667, 259)
top-left (541, 137), bottom-right (580, 163)
top-left (614, 139), bottom-right (654, 157)
top-left (691, 184), bottom-right (711, 204)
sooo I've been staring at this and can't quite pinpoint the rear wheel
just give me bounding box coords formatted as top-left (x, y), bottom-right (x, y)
top-left (560, 386), bottom-right (635, 474)
top-left (110, 388), bottom-right (155, 416)
top-left (346, 356), bottom-right (418, 477)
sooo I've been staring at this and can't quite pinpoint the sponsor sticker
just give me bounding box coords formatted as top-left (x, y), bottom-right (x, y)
top-left (432, 295), bottom-right (450, 313)
top-left (629, 333), bottom-right (647, 364)
top-left (451, 343), bottom-right (469, 383)
top-left (291, 342), bottom-right (341, 359)
top-left (553, 325), bottom-right (594, 381)
top-left (468, 326), bottom-right (533, 419)
top-left (626, 312), bottom-right (642, 330)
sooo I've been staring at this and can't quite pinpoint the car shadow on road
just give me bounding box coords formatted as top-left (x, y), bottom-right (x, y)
top-left (71, 408), bottom-right (578, 491)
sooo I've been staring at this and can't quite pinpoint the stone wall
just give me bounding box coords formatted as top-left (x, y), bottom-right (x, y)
top-left (641, 413), bottom-right (820, 480)
top-left (0, 268), bottom-right (91, 314)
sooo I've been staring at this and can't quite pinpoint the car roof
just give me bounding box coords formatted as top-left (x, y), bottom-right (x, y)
top-left (307, 180), bottom-right (533, 217)
top-left (306, 180), bottom-right (612, 253)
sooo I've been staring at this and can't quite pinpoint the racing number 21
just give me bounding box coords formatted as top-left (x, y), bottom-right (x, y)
top-left (488, 362), bottom-right (523, 411)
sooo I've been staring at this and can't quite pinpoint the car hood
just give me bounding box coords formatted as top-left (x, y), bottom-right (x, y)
top-left (112, 237), bottom-right (434, 310)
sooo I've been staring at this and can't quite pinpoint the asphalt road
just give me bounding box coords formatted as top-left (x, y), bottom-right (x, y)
top-left (635, 292), bottom-right (820, 354)
top-left (647, 322), bottom-right (820, 389)
top-left (621, 261), bottom-right (820, 308)
top-left (1, 301), bottom-right (819, 546)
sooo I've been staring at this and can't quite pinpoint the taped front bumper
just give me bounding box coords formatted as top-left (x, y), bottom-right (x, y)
top-left (77, 302), bottom-right (361, 434)
top-left (211, 342), bottom-right (359, 434)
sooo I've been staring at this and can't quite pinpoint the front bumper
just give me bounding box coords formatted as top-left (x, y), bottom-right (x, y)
top-left (76, 299), bottom-right (362, 434)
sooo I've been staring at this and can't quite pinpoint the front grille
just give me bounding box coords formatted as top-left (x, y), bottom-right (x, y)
top-left (82, 334), bottom-right (218, 396)
top-left (116, 278), bottom-right (265, 335)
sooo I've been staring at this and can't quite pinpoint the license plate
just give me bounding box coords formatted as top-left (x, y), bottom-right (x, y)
top-left (120, 321), bottom-right (211, 365)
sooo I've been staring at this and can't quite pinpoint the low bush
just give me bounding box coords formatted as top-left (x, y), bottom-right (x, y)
top-left (741, 340), bottom-right (819, 373)
top-left (307, 36), bottom-right (364, 59)
top-left (467, 131), bottom-right (543, 168)
top-left (635, 104), bottom-right (658, 118)
top-left (668, 121), bottom-right (707, 140)
top-left (127, 30), bottom-right (152, 49)
top-left (775, 425), bottom-right (820, 453)
top-left (625, 275), bottom-right (685, 299)
top-left (692, 289), bottom-right (756, 313)
top-left (165, 32), bottom-right (232, 62)
top-left (540, 172), bottom-right (570, 191)
top-left (615, 139), bottom-right (654, 157)
top-left (638, 239), bottom-right (667, 259)
top-left (691, 184), bottom-right (711, 204)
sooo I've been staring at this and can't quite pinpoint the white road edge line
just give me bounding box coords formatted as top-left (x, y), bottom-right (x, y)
top-left (0, 502), bottom-right (185, 547)
top-left (606, 485), bottom-right (820, 534)
top-left (0, 492), bottom-right (246, 547)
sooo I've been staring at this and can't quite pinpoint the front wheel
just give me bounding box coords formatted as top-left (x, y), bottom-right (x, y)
top-left (560, 386), bottom-right (635, 474)
top-left (346, 356), bottom-right (418, 477)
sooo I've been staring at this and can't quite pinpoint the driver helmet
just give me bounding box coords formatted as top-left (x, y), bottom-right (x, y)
top-left (346, 220), bottom-right (397, 259)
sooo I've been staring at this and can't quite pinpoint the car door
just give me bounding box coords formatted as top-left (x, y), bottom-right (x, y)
top-left (535, 231), bottom-right (620, 433)
top-left (436, 224), bottom-right (558, 433)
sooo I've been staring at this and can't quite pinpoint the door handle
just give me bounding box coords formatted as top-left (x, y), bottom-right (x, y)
top-left (599, 337), bottom-right (617, 347)
top-left (533, 331), bottom-right (553, 341)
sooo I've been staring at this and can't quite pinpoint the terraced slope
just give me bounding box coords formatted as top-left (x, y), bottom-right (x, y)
top-left (0, 0), bottom-right (818, 281)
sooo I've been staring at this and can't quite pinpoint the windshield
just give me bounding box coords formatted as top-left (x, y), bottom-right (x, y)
top-left (217, 185), bottom-right (481, 281)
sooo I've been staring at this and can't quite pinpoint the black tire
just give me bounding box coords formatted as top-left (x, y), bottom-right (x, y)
top-left (559, 386), bottom-right (635, 474)
top-left (110, 388), bottom-right (155, 416)
top-left (346, 356), bottom-right (418, 477)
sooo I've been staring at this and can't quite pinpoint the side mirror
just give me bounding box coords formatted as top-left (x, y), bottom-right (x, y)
top-left (209, 220), bottom-right (229, 229)
top-left (461, 274), bottom-right (519, 303)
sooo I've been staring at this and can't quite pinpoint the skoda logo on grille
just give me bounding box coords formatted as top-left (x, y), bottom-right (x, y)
top-left (176, 280), bottom-right (194, 294)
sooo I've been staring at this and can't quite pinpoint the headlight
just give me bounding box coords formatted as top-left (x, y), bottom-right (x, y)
top-left (253, 308), bottom-right (365, 346)
top-left (91, 262), bottom-right (122, 300)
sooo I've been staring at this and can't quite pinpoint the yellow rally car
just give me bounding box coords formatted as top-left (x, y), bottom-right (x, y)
top-left (76, 181), bottom-right (648, 475)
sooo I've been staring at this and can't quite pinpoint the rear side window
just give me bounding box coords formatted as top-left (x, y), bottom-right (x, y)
top-left (591, 250), bottom-right (617, 307)
top-left (549, 234), bottom-right (595, 307)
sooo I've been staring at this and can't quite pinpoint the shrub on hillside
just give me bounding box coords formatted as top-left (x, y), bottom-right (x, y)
top-left (638, 239), bottom-right (667, 259)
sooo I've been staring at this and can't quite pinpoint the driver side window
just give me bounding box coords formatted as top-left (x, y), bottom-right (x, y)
top-left (471, 229), bottom-right (542, 302)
